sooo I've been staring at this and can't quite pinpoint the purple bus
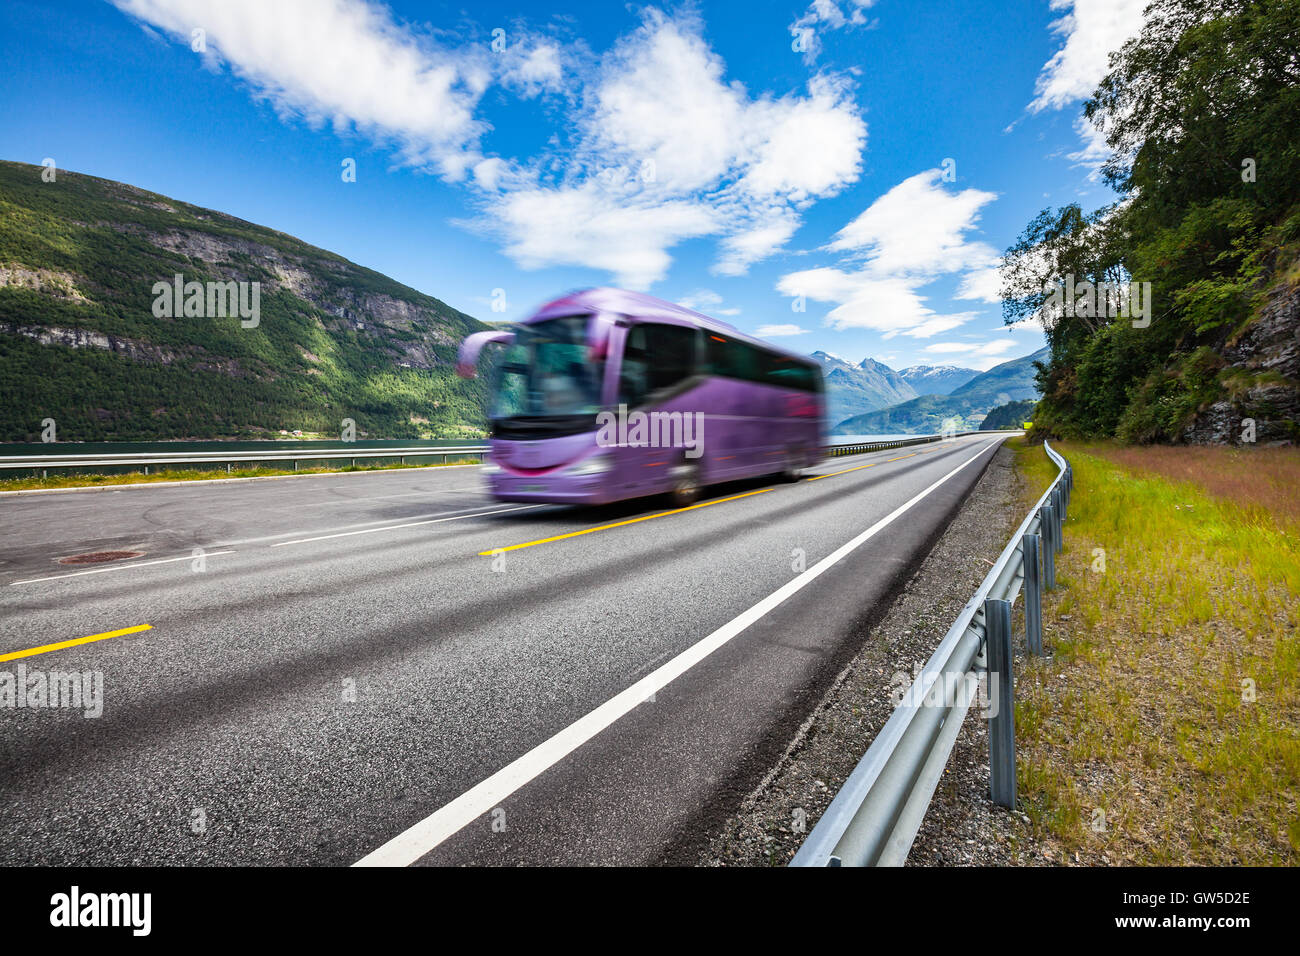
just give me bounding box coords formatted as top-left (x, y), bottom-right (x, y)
top-left (456, 288), bottom-right (826, 507)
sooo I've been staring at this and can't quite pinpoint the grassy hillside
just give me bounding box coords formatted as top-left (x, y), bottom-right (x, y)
top-left (0, 160), bottom-right (493, 441)
top-left (832, 347), bottom-right (1046, 434)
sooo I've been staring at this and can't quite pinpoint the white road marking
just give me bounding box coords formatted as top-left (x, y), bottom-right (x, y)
top-left (353, 437), bottom-right (1003, 866)
top-left (212, 500), bottom-right (520, 549)
top-left (11, 550), bottom-right (237, 586)
top-left (271, 505), bottom-right (543, 547)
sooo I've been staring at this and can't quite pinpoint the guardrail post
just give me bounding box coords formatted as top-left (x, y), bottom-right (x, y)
top-left (985, 597), bottom-right (1016, 809)
top-left (1022, 533), bottom-right (1043, 655)
top-left (1053, 488), bottom-right (1065, 552)
top-left (1041, 504), bottom-right (1057, 589)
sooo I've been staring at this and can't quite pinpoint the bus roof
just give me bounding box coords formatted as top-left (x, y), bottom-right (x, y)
top-left (524, 287), bottom-right (817, 366)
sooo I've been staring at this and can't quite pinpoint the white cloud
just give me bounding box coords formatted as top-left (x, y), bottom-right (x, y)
top-left (113, 0), bottom-right (493, 180)
top-left (1030, 0), bottom-right (1149, 113)
top-left (777, 167), bottom-right (1000, 339)
top-left (955, 263), bottom-right (1003, 303)
top-left (585, 15), bottom-right (747, 195)
top-left (756, 324), bottom-right (809, 337)
top-left (499, 41), bottom-right (565, 99)
top-left (923, 337), bottom-right (1019, 370)
top-left (114, 4), bottom-right (867, 289)
top-left (477, 11), bottom-right (866, 286)
top-left (1067, 113), bottom-right (1114, 179)
top-left (790, 0), bottom-right (878, 61)
top-left (925, 339), bottom-right (1016, 355)
top-left (735, 75), bottom-right (869, 202)
top-left (778, 268), bottom-right (976, 339)
top-left (678, 289), bottom-right (741, 318)
top-left (491, 182), bottom-right (716, 288)
top-left (714, 213), bottom-right (800, 277)
top-left (677, 289), bottom-right (723, 310)
top-left (827, 169), bottom-right (998, 276)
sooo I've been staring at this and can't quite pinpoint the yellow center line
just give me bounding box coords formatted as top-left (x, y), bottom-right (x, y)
top-left (807, 462), bottom-right (878, 481)
top-left (0, 624), bottom-right (153, 663)
top-left (808, 451), bottom-right (920, 482)
top-left (479, 488), bottom-right (771, 555)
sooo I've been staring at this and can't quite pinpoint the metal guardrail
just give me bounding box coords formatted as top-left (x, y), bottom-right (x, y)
top-left (790, 439), bottom-right (1072, 867)
top-left (0, 431), bottom-right (1025, 476)
top-left (826, 430), bottom-right (1021, 458)
top-left (828, 435), bottom-right (944, 457)
top-left (0, 445), bottom-right (491, 476)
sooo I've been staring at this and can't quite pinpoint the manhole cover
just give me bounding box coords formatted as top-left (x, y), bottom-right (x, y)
top-left (58, 550), bottom-right (145, 565)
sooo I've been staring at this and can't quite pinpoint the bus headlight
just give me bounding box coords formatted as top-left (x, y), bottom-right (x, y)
top-left (566, 453), bottom-right (613, 476)
top-left (481, 462), bottom-right (501, 475)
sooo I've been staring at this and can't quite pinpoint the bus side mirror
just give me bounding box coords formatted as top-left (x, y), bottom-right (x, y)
top-left (456, 330), bottom-right (515, 378)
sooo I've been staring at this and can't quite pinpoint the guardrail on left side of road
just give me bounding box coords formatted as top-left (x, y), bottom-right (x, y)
top-left (0, 445), bottom-right (491, 477)
top-left (0, 430), bottom-right (1026, 477)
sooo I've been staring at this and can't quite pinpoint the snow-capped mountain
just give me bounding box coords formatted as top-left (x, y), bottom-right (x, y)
top-left (897, 364), bottom-right (979, 396)
top-left (810, 351), bottom-right (918, 425)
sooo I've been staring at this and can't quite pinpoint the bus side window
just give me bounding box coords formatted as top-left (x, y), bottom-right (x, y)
top-left (708, 335), bottom-right (760, 382)
top-left (765, 355), bottom-right (816, 391)
top-left (620, 323), bottom-right (698, 407)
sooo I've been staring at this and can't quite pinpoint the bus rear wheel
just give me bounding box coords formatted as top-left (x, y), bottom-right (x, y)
top-left (781, 448), bottom-right (806, 482)
top-left (669, 463), bottom-right (701, 507)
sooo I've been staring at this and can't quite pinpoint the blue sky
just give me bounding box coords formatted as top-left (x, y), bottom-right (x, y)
top-left (0, 0), bottom-right (1147, 371)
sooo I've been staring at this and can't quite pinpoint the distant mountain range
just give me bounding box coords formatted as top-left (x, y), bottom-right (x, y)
top-left (810, 351), bottom-right (919, 424)
top-left (897, 364), bottom-right (978, 395)
top-left (830, 347), bottom-right (1048, 435)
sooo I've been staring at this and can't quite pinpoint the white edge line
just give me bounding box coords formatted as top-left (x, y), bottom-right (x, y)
top-left (11, 550), bottom-right (238, 585)
top-left (352, 437), bottom-right (1003, 867)
top-left (271, 505), bottom-right (541, 547)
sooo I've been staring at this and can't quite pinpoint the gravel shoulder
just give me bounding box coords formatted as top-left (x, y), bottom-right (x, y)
top-left (700, 443), bottom-right (1052, 866)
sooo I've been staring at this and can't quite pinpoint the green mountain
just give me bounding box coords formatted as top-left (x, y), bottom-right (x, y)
top-left (831, 347), bottom-right (1047, 434)
top-left (811, 351), bottom-right (918, 423)
top-left (980, 399), bottom-right (1038, 430)
top-left (0, 160), bottom-right (492, 441)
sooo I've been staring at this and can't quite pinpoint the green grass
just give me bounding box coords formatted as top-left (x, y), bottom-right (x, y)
top-left (1010, 437), bottom-right (1300, 864)
top-left (0, 458), bottom-right (480, 492)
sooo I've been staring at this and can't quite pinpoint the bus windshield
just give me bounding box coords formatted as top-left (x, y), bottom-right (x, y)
top-left (492, 315), bottom-right (605, 423)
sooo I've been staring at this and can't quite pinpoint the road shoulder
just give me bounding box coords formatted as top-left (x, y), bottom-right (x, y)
top-left (699, 442), bottom-right (1036, 866)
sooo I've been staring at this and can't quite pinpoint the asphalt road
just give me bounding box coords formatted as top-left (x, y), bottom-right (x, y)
top-left (0, 433), bottom-right (1006, 865)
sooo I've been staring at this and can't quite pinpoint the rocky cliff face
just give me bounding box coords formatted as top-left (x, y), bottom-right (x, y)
top-left (1182, 273), bottom-right (1300, 446)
